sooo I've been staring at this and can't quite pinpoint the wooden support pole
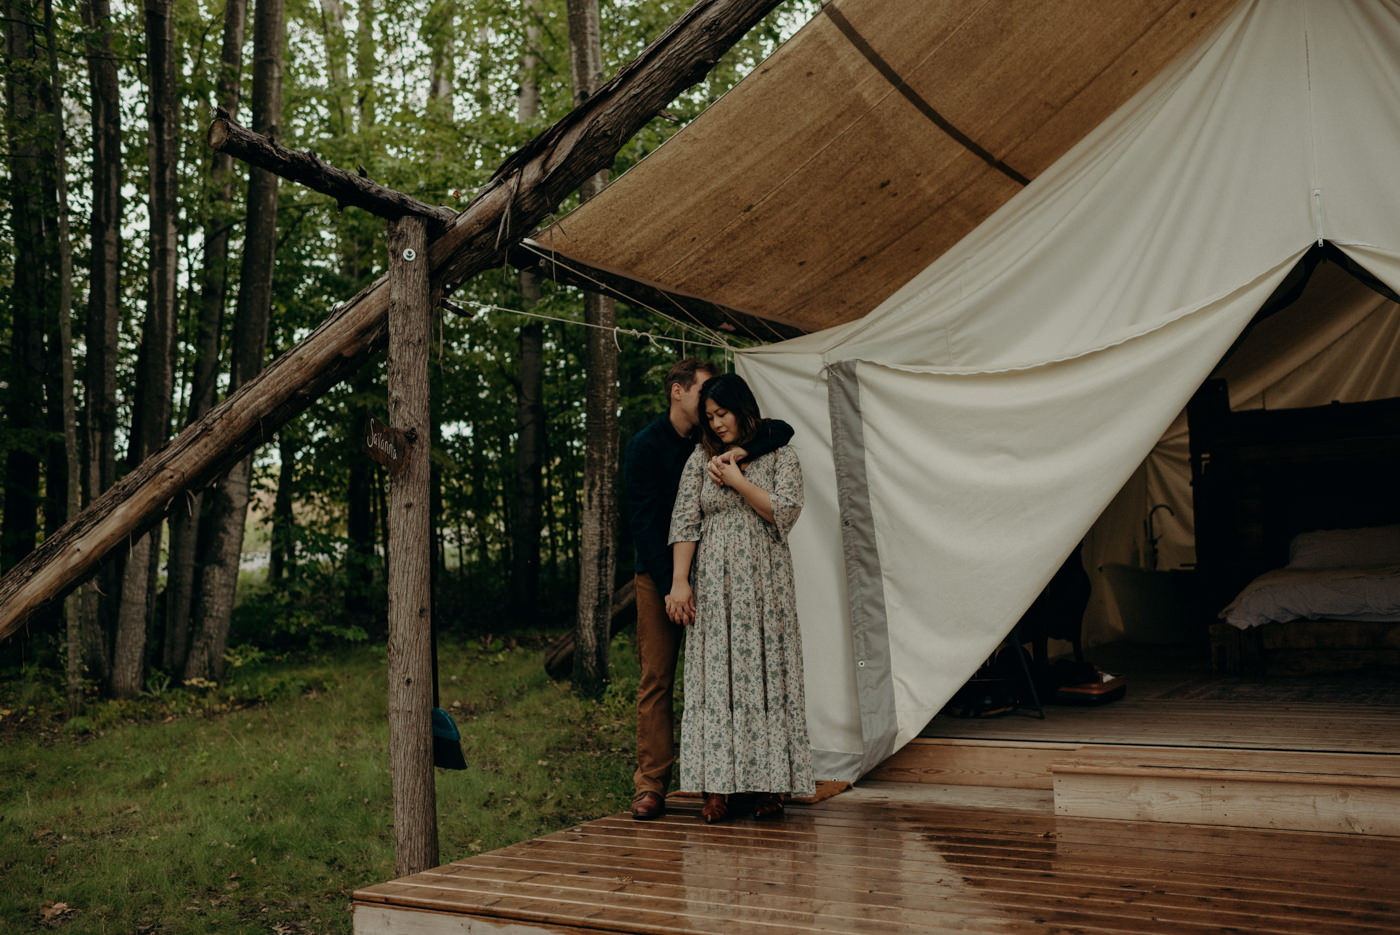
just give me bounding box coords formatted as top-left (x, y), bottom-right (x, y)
top-left (385, 216), bottom-right (437, 876)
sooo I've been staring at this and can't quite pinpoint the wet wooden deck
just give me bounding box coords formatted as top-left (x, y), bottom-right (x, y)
top-left (356, 648), bottom-right (1400, 933)
top-left (353, 780), bottom-right (1400, 934)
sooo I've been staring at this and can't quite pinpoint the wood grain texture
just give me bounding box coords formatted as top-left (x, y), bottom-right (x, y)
top-left (386, 217), bottom-right (437, 875)
top-left (354, 781), bottom-right (1400, 935)
top-left (1052, 748), bottom-right (1400, 835)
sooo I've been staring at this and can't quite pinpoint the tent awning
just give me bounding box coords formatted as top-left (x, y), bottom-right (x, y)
top-left (529, 0), bottom-right (1241, 334)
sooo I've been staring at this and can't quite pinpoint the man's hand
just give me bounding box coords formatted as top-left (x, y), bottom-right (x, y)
top-left (707, 447), bottom-right (747, 486)
top-left (665, 582), bottom-right (695, 625)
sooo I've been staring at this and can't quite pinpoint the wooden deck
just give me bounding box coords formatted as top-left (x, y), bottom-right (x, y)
top-left (354, 780), bottom-right (1400, 934)
top-left (356, 648), bottom-right (1400, 934)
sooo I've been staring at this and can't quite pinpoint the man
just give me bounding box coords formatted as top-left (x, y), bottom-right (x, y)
top-left (622, 359), bottom-right (792, 820)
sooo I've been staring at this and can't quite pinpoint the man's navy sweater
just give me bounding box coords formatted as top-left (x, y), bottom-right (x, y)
top-left (622, 415), bottom-right (793, 595)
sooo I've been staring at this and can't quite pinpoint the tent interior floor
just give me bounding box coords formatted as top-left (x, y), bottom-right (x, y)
top-left (915, 638), bottom-right (1400, 752)
top-left (871, 638), bottom-right (1400, 839)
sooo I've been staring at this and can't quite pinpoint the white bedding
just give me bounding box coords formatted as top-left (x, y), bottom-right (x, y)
top-left (1221, 563), bottom-right (1400, 630)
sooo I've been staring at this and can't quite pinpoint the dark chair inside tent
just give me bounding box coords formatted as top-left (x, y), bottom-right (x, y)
top-left (948, 544), bottom-right (1092, 718)
top-left (1019, 542), bottom-right (1089, 670)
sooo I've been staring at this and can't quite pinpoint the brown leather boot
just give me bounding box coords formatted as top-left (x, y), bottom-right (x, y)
top-left (753, 792), bottom-right (785, 819)
top-left (630, 790), bottom-right (665, 821)
top-left (701, 792), bottom-right (729, 824)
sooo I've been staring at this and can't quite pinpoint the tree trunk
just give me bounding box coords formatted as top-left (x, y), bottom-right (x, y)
top-left (37, 0), bottom-right (68, 559)
top-left (268, 428), bottom-right (297, 584)
top-left (425, 0), bottom-right (453, 118)
top-left (0, 0), bottom-right (789, 642)
top-left (186, 0), bottom-right (283, 683)
top-left (79, 0), bottom-right (123, 683)
top-left (165, 0), bottom-right (247, 675)
top-left (317, 0), bottom-right (351, 132)
top-left (111, 0), bottom-right (181, 697)
top-left (512, 0), bottom-right (546, 627)
top-left (355, 0), bottom-right (375, 127)
top-left (567, 0), bottom-right (620, 697)
top-left (39, 0), bottom-right (82, 711)
top-left (2, 0), bottom-right (50, 573)
top-left (385, 215), bottom-right (438, 876)
top-left (345, 375), bottom-right (380, 635)
top-left (338, 0), bottom-right (380, 634)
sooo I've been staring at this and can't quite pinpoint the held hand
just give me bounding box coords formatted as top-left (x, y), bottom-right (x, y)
top-left (707, 448), bottom-right (747, 486)
top-left (665, 583), bottom-right (696, 625)
top-left (718, 457), bottom-right (747, 489)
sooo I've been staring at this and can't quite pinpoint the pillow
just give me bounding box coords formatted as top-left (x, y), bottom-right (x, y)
top-left (1287, 523), bottom-right (1400, 569)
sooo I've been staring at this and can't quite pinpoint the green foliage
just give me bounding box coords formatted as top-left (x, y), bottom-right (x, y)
top-left (1, 0), bottom-right (818, 687)
top-left (0, 633), bottom-right (642, 934)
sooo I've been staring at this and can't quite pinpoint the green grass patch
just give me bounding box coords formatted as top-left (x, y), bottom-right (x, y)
top-left (0, 632), bottom-right (640, 934)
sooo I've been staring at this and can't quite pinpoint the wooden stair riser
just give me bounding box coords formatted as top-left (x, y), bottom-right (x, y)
top-left (1049, 752), bottom-right (1400, 836)
top-left (1051, 770), bottom-right (1400, 835)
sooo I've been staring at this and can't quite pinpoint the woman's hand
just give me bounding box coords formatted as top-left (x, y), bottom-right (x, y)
top-left (717, 457), bottom-right (747, 489)
top-left (665, 582), bottom-right (695, 625)
top-left (707, 448), bottom-right (747, 486)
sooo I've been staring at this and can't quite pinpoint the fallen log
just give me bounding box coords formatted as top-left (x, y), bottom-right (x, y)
top-left (543, 578), bottom-right (636, 681)
top-left (0, 0), bottom-right (786, 641)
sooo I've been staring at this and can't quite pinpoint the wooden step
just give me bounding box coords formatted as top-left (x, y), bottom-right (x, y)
top-left (867, 737), bottom-right (1079, 789)
top-left (1050, 748), bottom-right (1400, 836)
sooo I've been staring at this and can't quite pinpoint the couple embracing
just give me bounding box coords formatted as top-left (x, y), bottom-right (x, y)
top-left (623, 360), bottom-right (813, 825)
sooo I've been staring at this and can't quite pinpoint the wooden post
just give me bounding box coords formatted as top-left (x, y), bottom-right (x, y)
top-left (385, 215), bottom-right (437, 876)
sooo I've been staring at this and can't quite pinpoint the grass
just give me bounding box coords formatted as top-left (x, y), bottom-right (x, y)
top-left (0, 631), bottom-right (641, 934)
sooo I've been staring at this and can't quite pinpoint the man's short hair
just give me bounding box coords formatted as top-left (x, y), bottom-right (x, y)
top-left (663, 358), bottom-right (716, 398)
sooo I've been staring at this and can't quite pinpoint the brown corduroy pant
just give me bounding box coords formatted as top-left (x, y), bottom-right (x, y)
top-left (632, 572), bottom-right (683, 797)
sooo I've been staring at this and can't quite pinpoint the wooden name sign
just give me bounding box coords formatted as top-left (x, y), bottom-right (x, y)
top-left (363, 415), bottom-right (412, 476)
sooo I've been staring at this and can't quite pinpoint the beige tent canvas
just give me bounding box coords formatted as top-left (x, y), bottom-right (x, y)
top-left (537, 0), bottom-right (1400, 781)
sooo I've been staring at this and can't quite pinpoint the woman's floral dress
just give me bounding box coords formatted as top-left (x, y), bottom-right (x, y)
top-left (668, 444), bottom-right (814, 796)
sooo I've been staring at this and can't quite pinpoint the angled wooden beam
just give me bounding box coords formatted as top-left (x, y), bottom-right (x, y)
top-left (208, 112), bottom-right (457, 227)
top-left (0, 0), bottom-right (788, 641)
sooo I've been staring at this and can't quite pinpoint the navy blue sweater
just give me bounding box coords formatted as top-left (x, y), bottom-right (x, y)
top-left (622, 415), bottom-right (793, 594)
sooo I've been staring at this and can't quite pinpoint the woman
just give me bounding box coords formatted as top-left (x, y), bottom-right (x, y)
top-left (665, 373), bottom-right (814, 822)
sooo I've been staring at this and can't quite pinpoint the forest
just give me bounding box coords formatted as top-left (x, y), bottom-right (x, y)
top-left (0, 0), bottom-right (815, 703)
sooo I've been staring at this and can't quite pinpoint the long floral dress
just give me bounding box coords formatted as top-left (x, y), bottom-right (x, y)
top-left (668, 444), bottom-right (814, 797)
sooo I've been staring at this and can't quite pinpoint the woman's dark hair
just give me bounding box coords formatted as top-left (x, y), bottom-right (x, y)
top-left (698, 373), bottom-right (762, 457)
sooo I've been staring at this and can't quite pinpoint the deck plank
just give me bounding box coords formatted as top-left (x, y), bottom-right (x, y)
top-left (459, 850), bottom-right (1400, 927)
top-left (357, 790), bottom-right (1400, 935)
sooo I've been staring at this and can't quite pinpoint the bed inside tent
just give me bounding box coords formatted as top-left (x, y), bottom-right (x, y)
top-left (1084, 247), bottom-right (1400, 675)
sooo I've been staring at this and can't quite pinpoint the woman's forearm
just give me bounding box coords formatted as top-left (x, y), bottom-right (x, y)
top-left (671, 540), bottom-right (697, 588)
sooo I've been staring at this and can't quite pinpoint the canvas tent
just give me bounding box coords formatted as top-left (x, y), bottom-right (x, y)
top-left (535, 0), bottom-right (1400, 781)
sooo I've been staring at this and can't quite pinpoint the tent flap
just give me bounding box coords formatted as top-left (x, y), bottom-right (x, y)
top-left (739, 0), bottom-right (1400, 778)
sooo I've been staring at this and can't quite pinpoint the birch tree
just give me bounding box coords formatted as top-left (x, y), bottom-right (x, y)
top-left (185, 0), bottom-right (284, 682)
top-left (79, 0), bottom-right (123, 684)
top-left (111, 0), bottom-right (182, 697)
top-left (512, 0), bottom-right (547, 628)
top-left (567, 0), bottom-right (620, 696)
top-left (164, 0), bottom-right (248, 676)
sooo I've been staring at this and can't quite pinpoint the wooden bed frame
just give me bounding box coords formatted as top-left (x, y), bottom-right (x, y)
top-left (1187, 381), bottom-right (1400, 673)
